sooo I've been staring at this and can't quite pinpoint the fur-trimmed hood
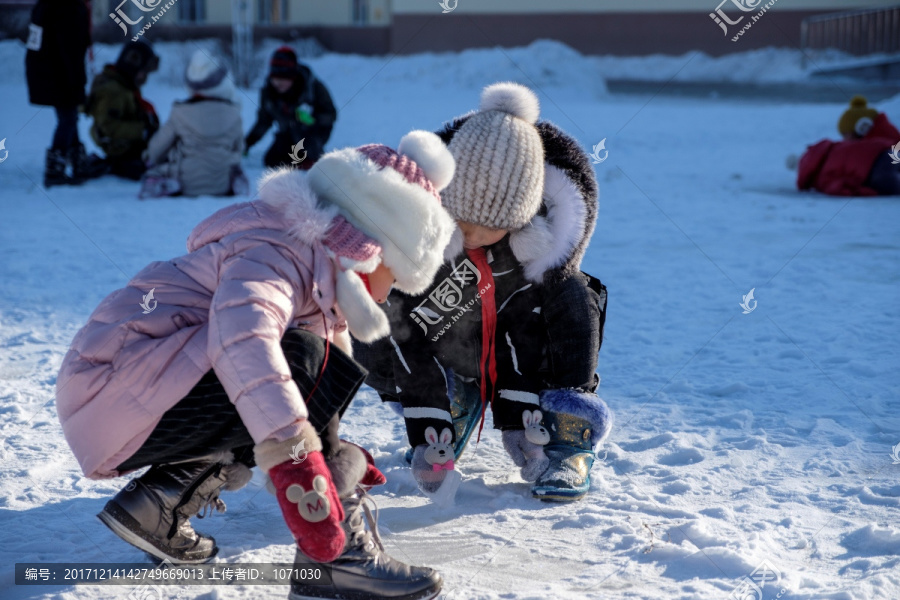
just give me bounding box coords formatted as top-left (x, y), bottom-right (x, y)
top-left (188, 169), bottom-right (391, 343)
top-left (437, 118), bottom-right (598, 286)
top-left (187, 169), bottom-right (337, 254)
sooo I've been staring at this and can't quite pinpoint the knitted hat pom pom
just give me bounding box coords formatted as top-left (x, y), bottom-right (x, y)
top-left (480, 82), bottom-right (541, 125)
top-left (397, 130), bottom-right (456, 192)
top-left (849, 95), bottom-right (868, 109)
top-left (838, 94), bottom-right (878, 137)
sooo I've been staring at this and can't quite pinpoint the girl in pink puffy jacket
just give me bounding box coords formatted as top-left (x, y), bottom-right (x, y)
top-left (55, 131), bottom-right (455, 600)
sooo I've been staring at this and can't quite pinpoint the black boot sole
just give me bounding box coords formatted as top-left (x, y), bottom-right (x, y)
top-left (289, 564), bottom-right (442, 600)
top-left (98, 500), bottom-right (218, 565)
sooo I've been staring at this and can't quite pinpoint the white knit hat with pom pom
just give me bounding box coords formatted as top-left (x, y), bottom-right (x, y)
top-left (184, 49), bottom-right (235, 102)
top-left (308, 130), bottom-right (457, 296)
top-left (441, 82), bottom-right (545, 230)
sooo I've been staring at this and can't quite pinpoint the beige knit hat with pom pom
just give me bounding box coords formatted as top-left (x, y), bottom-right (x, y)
top-left (441, 82), bottom-right (545, 230)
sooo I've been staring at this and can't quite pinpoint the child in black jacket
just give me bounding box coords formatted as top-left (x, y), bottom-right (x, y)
top-left (355, 83), bottom-right (611, 502)
top-left (244, 46), bottom-right (336, 169)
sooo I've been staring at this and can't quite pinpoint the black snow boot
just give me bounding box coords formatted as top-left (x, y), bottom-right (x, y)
top-left (98, 460), bottom-right (236, 564)
top-left (289, 489), bottom-right (442, 600)
top-left (69, 143), bottom-right (109, 180)
top-left (44, 148), bottom-right (82, 187)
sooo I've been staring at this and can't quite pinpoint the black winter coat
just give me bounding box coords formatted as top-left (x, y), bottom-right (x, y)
top-left (245, 65), bottom-right (336, 162)
top-left (25, 0), bottom-right (91, 108)
top-left (354, 120), bottom-right (606, 448)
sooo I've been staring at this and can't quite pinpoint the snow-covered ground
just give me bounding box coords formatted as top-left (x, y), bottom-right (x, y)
top-left (1, 39), bottom-right (899, 600)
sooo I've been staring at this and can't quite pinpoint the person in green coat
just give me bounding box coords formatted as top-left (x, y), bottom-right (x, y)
top-left (86, 40), bottom-right (159, 180)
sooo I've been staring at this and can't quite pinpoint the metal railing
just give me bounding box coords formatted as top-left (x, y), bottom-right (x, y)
top-left (801, 6), bottom-right (900, 56)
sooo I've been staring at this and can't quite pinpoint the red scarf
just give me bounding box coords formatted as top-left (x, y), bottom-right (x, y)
top-left (465, 247), bottom-right (497, 442)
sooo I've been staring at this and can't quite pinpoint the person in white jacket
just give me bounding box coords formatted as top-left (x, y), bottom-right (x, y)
top-left (140, 50), bottom-right (246, 198)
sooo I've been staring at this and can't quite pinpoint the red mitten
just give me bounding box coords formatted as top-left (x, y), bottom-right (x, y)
top-left (346, 442), bottom-right (387, 488)
top-left (269, 451), bottom-right (345, 563)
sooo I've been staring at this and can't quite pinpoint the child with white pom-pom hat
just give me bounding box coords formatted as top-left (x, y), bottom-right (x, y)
top-left (355, 82), bottom-right (613, 503)
top-left (57, 130), bottom-right (456, 599)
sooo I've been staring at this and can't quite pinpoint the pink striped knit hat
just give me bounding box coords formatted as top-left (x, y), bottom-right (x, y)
top-left (308, 131), bottom-right (457, 295)
top-left (322, 215), bottom-right (383, 273)
top-left (354, 143), bottom-right (444, 203)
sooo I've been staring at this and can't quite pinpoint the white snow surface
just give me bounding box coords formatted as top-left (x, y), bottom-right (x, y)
top-left (1, 39), bottom-right (899, 600)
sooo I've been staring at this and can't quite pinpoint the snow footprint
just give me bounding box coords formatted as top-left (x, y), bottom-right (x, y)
top-left (618, 433), bottom-right (676, 452)
top-left (657, 448), bottom-right (704, 466)
top-left (660, 481), bottom-right (691, 495)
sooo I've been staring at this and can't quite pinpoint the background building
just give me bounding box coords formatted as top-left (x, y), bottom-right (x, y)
top-left (1, 0), bottom-right (897, 56)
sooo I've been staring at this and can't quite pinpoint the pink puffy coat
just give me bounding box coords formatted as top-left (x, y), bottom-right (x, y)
top-left (56, 171), bottom-right (356, 479)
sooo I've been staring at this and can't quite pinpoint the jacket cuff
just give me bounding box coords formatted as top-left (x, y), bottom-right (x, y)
top-left (539, 388), bottom-right (613, 448)
top-left (254, 420), bottom-right (323, 473)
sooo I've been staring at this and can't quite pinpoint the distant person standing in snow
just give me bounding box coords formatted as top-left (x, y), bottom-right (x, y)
top-left (139, 50), bottom-right (246, 198)
top-left (86, 40), bottom-right (160, 180)
top-left (25, 0), bottom-right (103, 187)
top-left (244, 46), bottom-right (336, 169)
top-left (797, 95), bottom-right (900, 196)
top-left (354, 83), bottom-right (612, 503)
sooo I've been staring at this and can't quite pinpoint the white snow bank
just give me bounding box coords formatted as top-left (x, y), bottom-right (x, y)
top-left (0, 37), bottom-right (868, 98)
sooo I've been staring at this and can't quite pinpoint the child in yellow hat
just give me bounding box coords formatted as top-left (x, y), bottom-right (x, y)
top-left (797, 95), bottom-right (900, 196)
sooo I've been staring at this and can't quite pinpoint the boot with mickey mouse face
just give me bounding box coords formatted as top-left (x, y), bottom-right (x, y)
top-left (255, 422), bottom-right (345, 563)
top-left (290, 441), bottom-right (443, 600)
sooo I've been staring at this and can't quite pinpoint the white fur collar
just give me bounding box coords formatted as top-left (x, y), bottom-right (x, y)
top-left (509, 165), bottom-right (587, 282)
top-left (256, 168), bottom-right (339, 248)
